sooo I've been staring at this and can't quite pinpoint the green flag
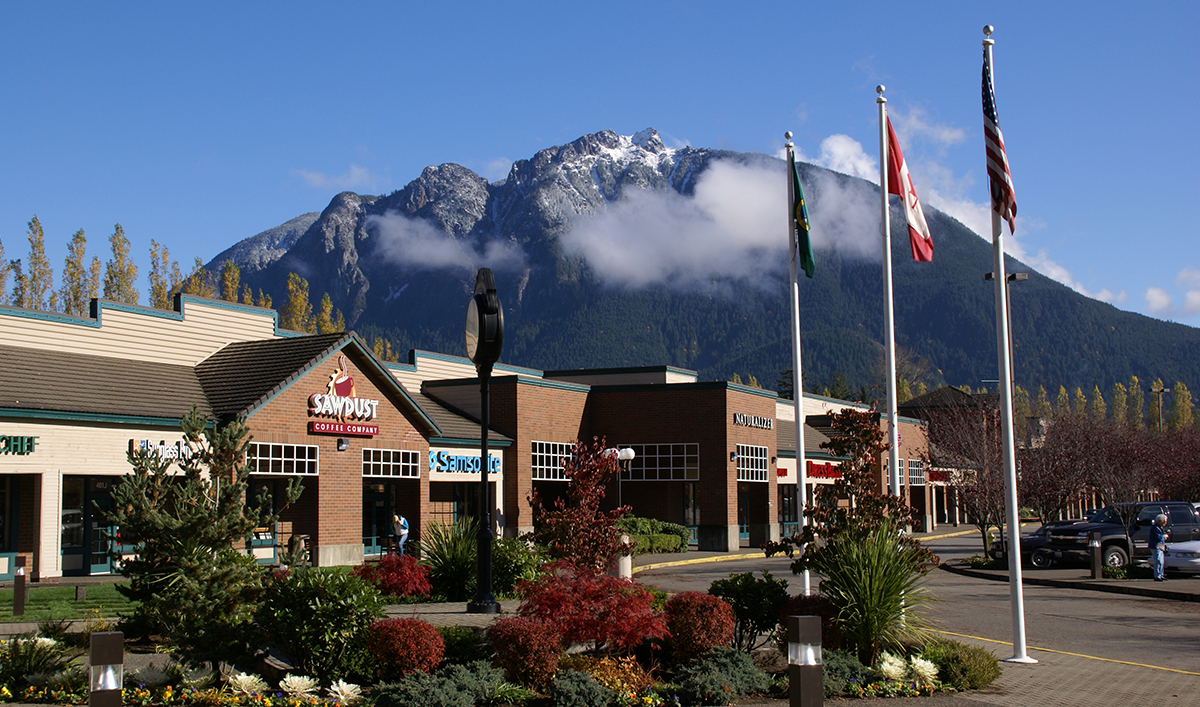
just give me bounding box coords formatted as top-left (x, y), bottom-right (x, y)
top-left (791, 153), bottom-right (815, 278)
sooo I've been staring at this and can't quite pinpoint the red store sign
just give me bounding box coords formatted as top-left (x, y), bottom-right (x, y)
top-left (807, 461), bottom-right (841, 479)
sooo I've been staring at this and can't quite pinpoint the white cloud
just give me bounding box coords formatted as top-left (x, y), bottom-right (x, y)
top-left (1094, 289), bottom-right (1129, 305)
top-left (294, 164), bottom-right (379, 191)
top-left (1183, 289), bottom-right (1200, 315)
top-left (1145, 287), bottom-right (1173, 314)
top-left (891, 108), bottom-right (966, 149)
top-left (482, 158), bottom-right (512, 182)
top-left (812, 135), bottom-right (879, 183)
top-left (1176, 266), bottom-right (1200, 288)
top-left (366, 211), bottom-right (526, 274)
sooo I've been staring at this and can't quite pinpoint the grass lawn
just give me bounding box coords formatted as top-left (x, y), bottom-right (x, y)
top-left (0, 583), bottom-right (133, 623)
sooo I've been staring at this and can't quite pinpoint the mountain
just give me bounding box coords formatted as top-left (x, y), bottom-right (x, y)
top-left (209, 129), bottom-right (1200, 399)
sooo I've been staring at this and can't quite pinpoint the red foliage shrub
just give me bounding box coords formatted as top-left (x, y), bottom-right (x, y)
top-left (487, 616), bottom-right (562, 688)
top-left (351, 554), bottom-right (432, 598)
top-left (366, 618), bottom-right (443, 680)
top-left (664, 591), bottom-right (734, 663)
top-left (517, 562), bottom-right (668, 652)
top-left (778, 593), bottom-right (841, 649)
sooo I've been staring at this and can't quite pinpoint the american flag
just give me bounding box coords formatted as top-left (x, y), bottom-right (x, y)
top-left (983, 54), bottom-right (1017, 234)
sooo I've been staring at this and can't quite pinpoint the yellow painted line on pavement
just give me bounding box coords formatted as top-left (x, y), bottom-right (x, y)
top-left (933, 630), bottom-right (1200, 676)
top-left (633, 553), bottom-right (769, 573)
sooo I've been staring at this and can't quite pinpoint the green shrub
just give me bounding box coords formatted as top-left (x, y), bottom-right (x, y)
top-left (372, 660), bottom-right (505, 707)
top-left (617, 515), bottom-right (658, 535)
top-left (808, 519), bottom-right (932, 665)
top-left (439, 626), bottom-right (488, 665)
top-left (550, 669), bottom-right (616, 707)
top-left (708, 571), bottom-right (790, 652)
top-left (660, 522), bottom-right (691, 552)
top-left (0, 636), bottom-right (74, 688)
top-left (256, 567), bottom-right (383, 683)
top-left (492, 537), bottom-right (545, 597)
top-left (675, 646), bottom-right (769, 706)
top-left (421, 518), bottom-right (477, 602)
top-left (821, 648), bottom-right (873, 698)
top-left (616, 516), bottom-right (690, 554)
top-left (921, 639), bottom-right (1001, 690)
top-left (630, 533), bottom-right (684, 554)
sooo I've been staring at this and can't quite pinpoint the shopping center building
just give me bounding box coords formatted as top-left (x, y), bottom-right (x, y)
top-left (0, 295), bottom-right (935, 580)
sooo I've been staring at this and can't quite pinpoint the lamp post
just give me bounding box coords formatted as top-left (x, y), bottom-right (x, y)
top-left (465, 268), bottom-right (504, 614)
top-left (1150, 382), bottom-right (1166, 431)
top-left (608, 447), bottom-right (636, 508)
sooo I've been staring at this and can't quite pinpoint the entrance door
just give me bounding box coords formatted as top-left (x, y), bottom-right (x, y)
top-left (62, 476), bottom-right (118, 576)
top-left (89, 494), bottom-right (115, 575)
top-left (363, 485), bottom-right (390, 555)
top-left (737, 483), bottom-right (750, 543)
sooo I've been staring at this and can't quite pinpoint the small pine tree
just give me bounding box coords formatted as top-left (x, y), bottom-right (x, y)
top-left (106, 408), bottom-right (302, 670)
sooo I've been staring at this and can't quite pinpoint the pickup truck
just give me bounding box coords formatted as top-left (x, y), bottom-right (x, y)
top-left (1041, 501), bottom-right (1200, 567)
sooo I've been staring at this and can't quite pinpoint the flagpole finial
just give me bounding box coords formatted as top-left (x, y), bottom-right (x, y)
top-left (983, 25), bottom-right (994, 36)
top-left (876, 85), bottom-right (886, 104)
top-left (784, 131), bottom-right (793, 143)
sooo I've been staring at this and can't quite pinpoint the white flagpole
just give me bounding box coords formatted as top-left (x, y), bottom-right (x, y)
top-left (785, 131), bottom-right (811, 596)
top-left (877, 86), bottom-right (902, 499)
top-left (984, 25), bottom-right (1036, 664)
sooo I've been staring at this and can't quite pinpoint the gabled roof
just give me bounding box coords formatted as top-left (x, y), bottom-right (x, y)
top-left (195, 332), bottom-right (440, 435)
top-left (775, 420), bottom-right (838, 459)
top-left (898, 387), bottom-right (999, 412)
top-left (0, 343), bottom-right (211, 422)
top-left (408, 389), bottom-right (511, 446)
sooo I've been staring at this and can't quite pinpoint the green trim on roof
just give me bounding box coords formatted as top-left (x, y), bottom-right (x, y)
top-left (406, 349), bottom-right (544, 377)
top-left (423, 375), bottom-right (592, 394)
top-left (428, 437), bottom-right (513, 448)
top-left (0, 294), bottom-right (288, 335)
top-left (543, 364), bottom-right (698, 380)
top-left (0, 407), bottom-right (188, 427)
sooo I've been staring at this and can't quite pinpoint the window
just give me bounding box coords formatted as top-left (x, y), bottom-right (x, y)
top-left (619, 443), bottom-right (699, 481)
top-left (246, 443), bottom-right (319, 475)
top-left (363, 448), bottom-right (420, 478)
top-left (531, 441), bottom-right (572, 480)
top-left (908, 460), bottom-right (926, 486)
top-left (736, 444), bottom-right (769, 482)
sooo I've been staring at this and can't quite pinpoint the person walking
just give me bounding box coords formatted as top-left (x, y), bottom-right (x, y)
top-left (1150, 513), bottom-right (1170, 581)
top-left (392, 513), bottom-right (409, 556)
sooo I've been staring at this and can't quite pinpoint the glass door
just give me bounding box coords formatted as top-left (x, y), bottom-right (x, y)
top-left (363, 484), bottom-right (389, 555)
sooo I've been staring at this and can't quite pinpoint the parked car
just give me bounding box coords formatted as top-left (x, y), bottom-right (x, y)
top-left (990, 520), bottom-right (1084, 568)
top-left (1164, 540), bottom-right (1200, 576)
top-left (1042, 501), bottom-right (1200, 567)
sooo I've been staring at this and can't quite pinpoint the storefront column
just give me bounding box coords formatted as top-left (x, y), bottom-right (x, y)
top-left (697, 525), bottom-right (739, 552)
top-left (36, 470), bottom-right (61, 580)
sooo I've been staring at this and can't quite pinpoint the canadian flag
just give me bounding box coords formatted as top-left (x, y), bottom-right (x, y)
top-left (886, 117), bottom-right (934, 261)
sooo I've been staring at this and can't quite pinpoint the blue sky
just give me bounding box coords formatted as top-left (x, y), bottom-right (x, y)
top-left (1, 2), bottom-right (1197, 324)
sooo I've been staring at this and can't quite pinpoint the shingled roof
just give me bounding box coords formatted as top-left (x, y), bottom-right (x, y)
top-left (775, 420), bottom-right (838, 459)
top-left (0, 343), bottom-right (211, 420)
top-left (407, 389), bottom-right (511, 445)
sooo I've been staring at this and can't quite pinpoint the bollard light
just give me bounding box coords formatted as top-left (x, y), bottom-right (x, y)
top-left (89, 631), bottom-right (124, 707)
top-left (1089, 531), bottom-right (1103, 579)
top-left (787, 615), bottom-right (822, 707)
top-left (13, 558), bottom-right (25, 616)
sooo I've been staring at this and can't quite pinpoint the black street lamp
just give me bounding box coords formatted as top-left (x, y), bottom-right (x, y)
top-left (465, 268), bottom-right (504, 614)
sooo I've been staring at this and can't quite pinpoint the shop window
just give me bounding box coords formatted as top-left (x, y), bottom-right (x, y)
top-left (531, 441), bottom-right (572, 480)
top-left (735, 444), bottom-right (768, 482)
top-left (362, 448), bottom-right (420, 478)
top-left (618, 443), bottom-right (699, 481)
top-left (908, 460), bottom-right (926, 486)
top-left (778, 485), bottom-right (798, 524)
top-left (247, 443), bottom-right (319, 475)
top-left (62, 476), bottom-right (85, 549)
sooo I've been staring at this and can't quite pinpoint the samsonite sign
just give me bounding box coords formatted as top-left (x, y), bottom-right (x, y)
top-left (427, 447), bottom-right (503, 481)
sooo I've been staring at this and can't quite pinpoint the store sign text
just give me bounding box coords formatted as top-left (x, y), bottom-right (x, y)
top-left (308, 393), bottom-right (380, 421)
top-left (0, 435), bottom-right (38, 455)
top-left (429, 450), bottom-right (501, 474)
top-left (732, 413), bottom-right (773, 430)
top-left (308, 421), bottom-right (379, 437)
top-left (129, 439), bottom-right (193, 461)
top-left (807, 461), bottom-right (841, 479)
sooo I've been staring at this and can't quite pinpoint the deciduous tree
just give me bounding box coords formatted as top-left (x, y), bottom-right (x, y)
top-left (102, 223), bottom-right (139, 304)
top-left (0, 237), bottom-right (8, 305)
top-left (11, 216), bottom-right (54, 310)
top-left (57, 229), bottom-right (101, 316)
top-left (220, 260), bottom-right (241, 302)
top-left (315, 293), bottom-right (345, 334)
top-left (1127, 376), bottom-right (1145, 429)
top-left (1168, 382), bottom-right (1195, 432)
top-left (148, 240), bottom-right (182, 309)
top-left (1109, 382), bottom-right (1128, 427)
top-left (181, 257), bottom-right (215, 298)
top-left (280, 272), bottom-right (315, 332)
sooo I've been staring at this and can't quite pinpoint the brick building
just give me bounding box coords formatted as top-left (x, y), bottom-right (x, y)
top-left (0, 294), bottom-right (930, 578)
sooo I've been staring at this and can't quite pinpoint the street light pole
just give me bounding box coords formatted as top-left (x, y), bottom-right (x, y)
top-left (1150, 382), bottom-right (1166, 431)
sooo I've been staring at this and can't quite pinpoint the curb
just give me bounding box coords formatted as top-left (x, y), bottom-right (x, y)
top-left (939, 562), bottom-right (1200, 603)
top-left (633, 553), bottom-right (768, 573)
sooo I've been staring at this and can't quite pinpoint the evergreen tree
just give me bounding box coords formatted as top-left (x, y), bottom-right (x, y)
top-left (13, 216), bottom-right (54, 310)
top-left (181, 257), bottom-right (215, 298)
top-left (106, 409), bottom-right (302, 670)
top-left (1127, 376), bottom-right (1145, 429)
top-left (314, 293), bottom-right (345, 334)
top-left (220, 260), bottom-right (241, 302)
top-left (1168, 382), bottom-right (1195, 432)
top-left (1110, 382), bottom-right (1128, 426)
top-left (1071, 387), bottom-right (1087, 417)
top-left (280, 272), bottom-right (314, 332)
top-left (57, 229), bottom-right (101, 316)
top-left (103, 223), bottom-right (139, 304)
top-left (1148, 378), bottom-right (1166, 432)
top-left (148, 240), bottom-right (182, 309)
top-left (1033, 386), bottom-right (1052, 418)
